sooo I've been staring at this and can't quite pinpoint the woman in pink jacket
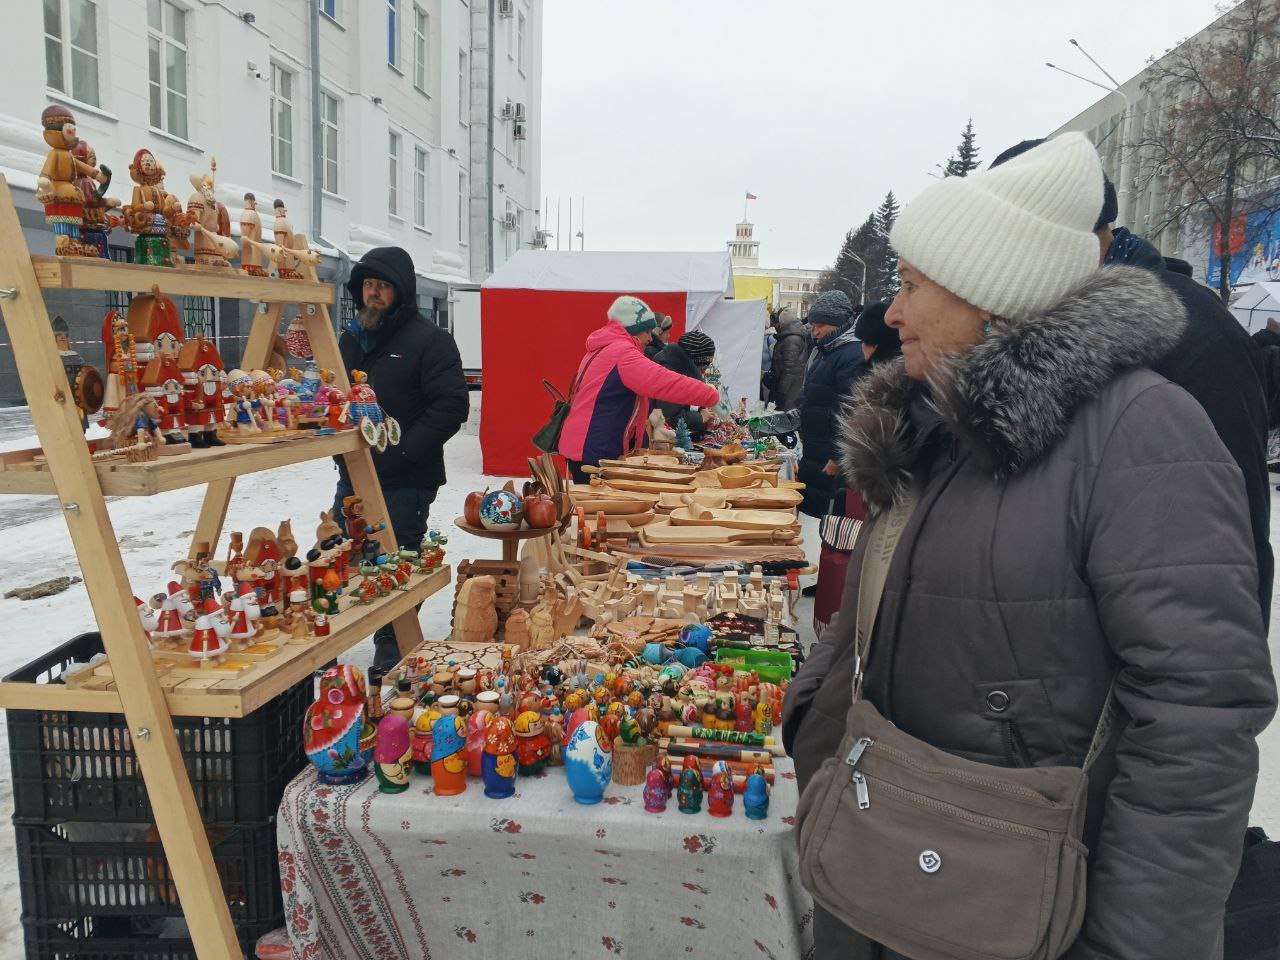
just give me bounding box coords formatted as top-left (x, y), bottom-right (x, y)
top-left (560, 296), bottom-right (720, 482)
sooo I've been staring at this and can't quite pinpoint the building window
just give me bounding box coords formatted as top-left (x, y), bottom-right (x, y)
top-left (388, 131), bottom-right (400, 216)
top-left (147, 0), bottom-right (188, 140)
top-left (182, 296), bottom-right (217, 340)
top-left (414, 146), bottom-right (428, 227)
top-left (319, 0), bottom-right (337, 19)
top-left (458, 49), bottom-right (467, 122)
top-left (44, 0), bottom-right (100, 107)
top-left (321, 92), bottom-right (339, 193)
top-left (517, 10), bottom-right (526, 75)
top-left (516, 134), bottom-right (523, 171)
top-left (386, 0), bottom-right (398, 67)
top-left (270, 64), bottom-right (294, 177)
top-left (337, 284), bottom-right (355, 332)
top-left (413, 6), bottom-right (429, 93)
top-left (458, 172), bottom-right (467, 243)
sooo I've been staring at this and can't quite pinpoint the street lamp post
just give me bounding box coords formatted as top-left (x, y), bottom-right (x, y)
top-left (846, 252), bottom-right (868, 305)
top-left (1046, 38), bottom-right (1134, 228)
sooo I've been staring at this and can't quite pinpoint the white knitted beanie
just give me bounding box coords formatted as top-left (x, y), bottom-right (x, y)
top-left (606, 295), bottom-right (658, 333)
top-left (889, 132), bottom-right (1104, 322)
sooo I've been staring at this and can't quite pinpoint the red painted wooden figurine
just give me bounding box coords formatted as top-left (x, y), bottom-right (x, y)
top-left (706, 759), bottom-right (735, 818)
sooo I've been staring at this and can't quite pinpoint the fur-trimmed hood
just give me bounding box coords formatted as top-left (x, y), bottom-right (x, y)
top-left (838, 265), bottom-right (1188, 513)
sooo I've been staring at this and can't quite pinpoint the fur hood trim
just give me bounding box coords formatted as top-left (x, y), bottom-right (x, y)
top-left (838, 265), bottom-right (1187, 512)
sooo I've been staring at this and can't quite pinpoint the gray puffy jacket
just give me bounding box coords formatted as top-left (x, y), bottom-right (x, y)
top-left (785, 266), bottom-right (1276, 960)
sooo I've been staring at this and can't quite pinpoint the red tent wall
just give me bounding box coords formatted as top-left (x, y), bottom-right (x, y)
top-left (479, 289), bottom-right (688, 476)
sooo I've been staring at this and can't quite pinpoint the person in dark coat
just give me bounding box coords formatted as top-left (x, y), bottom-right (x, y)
top-left (652, 330), bottom-right (717, 441)
top-left (797, 290), bottom-right (865, 517)
top-left (852, 299), bottom-right (900, 368)
top-left (767, 307), bottom-right (810, 410)
top-left (785, 133), bottom-right (1275, 960)
top-left (333, 246), bottom-right (469, 672)
top-left (990, 139), bottom-right (1273, 623)
top-left (643, 312), bottom-right (673, 359)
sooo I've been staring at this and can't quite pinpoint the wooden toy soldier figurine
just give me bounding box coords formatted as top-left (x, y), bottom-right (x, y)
top-left (122, 148), bottom-right (184, 266)
top-left (155, 377), bottom-right (189, 444)
top-left (239, 193), bottom-right (268, 275)
top-left (35, 104), bottom-right (106, 257)
top-left (72, 140), bottom-right (118, 258)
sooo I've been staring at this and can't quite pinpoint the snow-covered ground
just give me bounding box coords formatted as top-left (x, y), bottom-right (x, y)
top-left (0, 400), bottom-right (1276, 952)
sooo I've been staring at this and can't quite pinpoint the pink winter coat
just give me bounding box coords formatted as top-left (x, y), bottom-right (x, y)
top-left (559, 322), bottom-right (721, 464)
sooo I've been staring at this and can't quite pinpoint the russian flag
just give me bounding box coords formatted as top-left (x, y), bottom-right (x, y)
top-left (745, 192), bottom-right (757, 200)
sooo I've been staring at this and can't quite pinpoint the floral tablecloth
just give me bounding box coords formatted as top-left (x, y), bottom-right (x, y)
top-left (277, 759), bottom-right (814, 960)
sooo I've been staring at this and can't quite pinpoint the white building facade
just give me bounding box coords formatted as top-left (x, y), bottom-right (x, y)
top-left (0, 0), bottom-right (542, 402)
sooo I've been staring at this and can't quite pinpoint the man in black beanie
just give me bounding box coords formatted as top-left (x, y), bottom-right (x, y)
top-left (851, 299), bottom-right (901, 368)
top-left (652, 329), bottom-right (717, 440)
top-left (991, 140), bottom-right (1272, 623)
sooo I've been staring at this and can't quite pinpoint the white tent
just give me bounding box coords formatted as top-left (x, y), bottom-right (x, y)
top-left (477, 250), bottom-right (765, 474)
top-left (1230, 282), bottom-right (1280, 332)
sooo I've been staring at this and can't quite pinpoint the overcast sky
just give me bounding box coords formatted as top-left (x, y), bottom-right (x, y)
top-left (539, 0), bottom-right (1224, 269)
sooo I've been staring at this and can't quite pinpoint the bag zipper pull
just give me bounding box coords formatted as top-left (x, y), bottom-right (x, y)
top-left (844, 737), bottom-right (873, 768)
top-left (853, 770), bottom-right (870, 810)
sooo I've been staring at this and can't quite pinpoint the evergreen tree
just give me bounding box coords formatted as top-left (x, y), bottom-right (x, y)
top-left (817, 215), bottom-right (878, 303)
top-left (674, 417), bottom-right (692, 451)
top-left (871, 191), bottom-right (900, 298)
top-left (943, 119), bottom-right (980, 178)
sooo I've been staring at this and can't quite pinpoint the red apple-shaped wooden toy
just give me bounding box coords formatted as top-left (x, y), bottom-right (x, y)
top-left (523, 493), bottom-right (558, 530)
top-left (463, 489), bottom-right (488, 527)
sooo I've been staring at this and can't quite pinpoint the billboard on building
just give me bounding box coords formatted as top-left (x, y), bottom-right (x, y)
top-left (1206, 209), bottom-right (1280, 287)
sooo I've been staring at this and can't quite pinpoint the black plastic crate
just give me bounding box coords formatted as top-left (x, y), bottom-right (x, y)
top-left (5, 632), bottom-right (311, 824)
top-left (22, 915), bottom-right (277, 960)
top-left (15, 820), bottom-right (284, 928)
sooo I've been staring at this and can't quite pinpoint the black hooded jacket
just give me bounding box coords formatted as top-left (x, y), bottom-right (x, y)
top-left (1106, 227), bottom-right (1273, 619)
top-left (651, 343), bottom-right (708, 439)
top-left (337, 246), bottom-right (469, 490)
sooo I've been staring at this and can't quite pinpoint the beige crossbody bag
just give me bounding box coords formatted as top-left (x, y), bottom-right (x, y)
top-left (796, 488), bottom-right (1117, 960)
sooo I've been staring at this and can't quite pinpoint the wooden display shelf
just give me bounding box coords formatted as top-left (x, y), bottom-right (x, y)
top-left (31, 255), bottom-right (334, 304)
top-left (0, 565), bottom-right (451, 719)
top-left (0, 428), bottom-right (366, 496)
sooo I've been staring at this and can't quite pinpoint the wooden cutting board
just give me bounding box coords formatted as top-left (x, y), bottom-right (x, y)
top-left (725, 488), bottom-right (804, 508)
top-left (572, 497), bottom-right (660, 515)
top-left (584, 465), bottom-right (696, 484)
top-left (591, 477), bottom-right (698, 493)
top-left (640, 517), bottom-right (802, 545)
top-left (667, 507), bottom-right (797, 530)
top-left (569, 484), bottom-right (658, 501)
top-left (598, 456), bottom-right (696, 473)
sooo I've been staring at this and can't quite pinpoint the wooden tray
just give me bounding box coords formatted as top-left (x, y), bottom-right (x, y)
top-left (668, 506), bottom-right (797, 530)
top-left (726, 487), bottom-right (804, 508)
top-left (571, 496), bottom-right (660, 515)
top-left (589, 477), bottom-right (696, 493)
top-left (569, 484), bottom-right (657, 501)
top-left (598, 456), bottom-right (695, 473)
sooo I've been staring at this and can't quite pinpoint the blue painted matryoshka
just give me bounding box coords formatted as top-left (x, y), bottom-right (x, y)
top-left (563, 720), bottom-right (613, 805)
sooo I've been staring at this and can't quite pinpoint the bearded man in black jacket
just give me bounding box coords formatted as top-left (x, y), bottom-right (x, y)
top-left (333, 246), bottom-right (469, 671)
top-left (993, 141), bottom-right (1272, 623)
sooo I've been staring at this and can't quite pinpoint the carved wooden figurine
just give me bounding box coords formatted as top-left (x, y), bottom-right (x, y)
top-left (122, 148), bottom-right (185, 266)
top-left (36, 105), bottom-right (104, 257)
top-left (72, 139), bottom-right (118, 258)
top-left (455, 575), bottom-right (499, 644)
top-left (186, 158), bottom-right (237, 268)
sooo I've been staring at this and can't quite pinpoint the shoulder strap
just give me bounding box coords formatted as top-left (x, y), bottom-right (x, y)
top-left (848, 483), bottom-right (1121, 770)
top-left (567, 347), bottom-right (607, 402)
top-left (851, 486), bottom-right (920, 701)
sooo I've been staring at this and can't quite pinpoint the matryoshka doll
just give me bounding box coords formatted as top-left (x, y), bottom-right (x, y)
top-left (743, 764), bottom-right (770, 820)
top-left (513, 710), bottom-right (551, 775)
top-left (706, 760), bottom-right (735, 817)
top-left (412, 707), bottom-right (441, 773)
top-left (735, 697), bottom-right (755, 734)
top-left (481, 716), bottom-right (518, 799)
top-left (374, 714), bottom-right (412, 794)
top-left (563, 720), bottom-right (613, 805)
top-left (643, 759), bottom-right (672, 813)
top-left (429, 714), bottom-right (468, 796)
top-left (753, 700), bottom-right (774, 737)
top-left (303, 665), bottom-right (370, 784)
top-left (676, 754), bottom-right (704, 814)
top-left (466, 709), bottom-right (492, 778)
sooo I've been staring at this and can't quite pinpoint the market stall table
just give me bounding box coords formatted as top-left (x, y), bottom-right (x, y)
top-left (278, 759), bottom-right (813, 959)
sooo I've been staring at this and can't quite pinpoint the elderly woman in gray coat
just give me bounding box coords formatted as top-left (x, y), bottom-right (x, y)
top-left (784, 133), bottom-right (1275, 960)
